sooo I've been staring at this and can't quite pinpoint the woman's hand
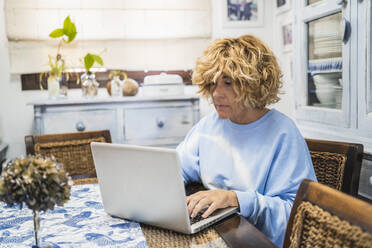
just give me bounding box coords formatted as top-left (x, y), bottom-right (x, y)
top-left (186, 189), bottom-right (239, 219)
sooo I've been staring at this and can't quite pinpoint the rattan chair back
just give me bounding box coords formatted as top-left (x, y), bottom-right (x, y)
top-left (284, 180), bottom-right (372, 248)
top-left (306, 138), bottom-right (363, 196)
top-left (25, 130), bottom-right (111, 184)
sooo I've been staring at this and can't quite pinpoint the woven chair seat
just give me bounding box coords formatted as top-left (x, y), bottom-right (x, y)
top-left (289, 201), bottom-right (372, 248)
top-left (73, 177), bottom-right (98, 185)
top-left (310, 151), bottom-right (346, 190)
top-left (34, 136), bottom-right (106, 180)
top-left (140, 224), bottom-right (228, 248)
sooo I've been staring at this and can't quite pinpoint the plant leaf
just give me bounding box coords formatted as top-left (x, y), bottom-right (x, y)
top-left (63, 16), bottom-right (77, 43)
top-left (91, 54), bottom-right (104, 66)
top-left (49, 29), bottom-right (64, 38)
top-left (67, 22), bottom-right (77, 43)
top-left (84, 53), bottom-right (94, 72)
top-left (63, 16), bottom-right (72, 32)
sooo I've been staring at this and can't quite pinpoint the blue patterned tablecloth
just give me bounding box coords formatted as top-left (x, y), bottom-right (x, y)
top-left (0, 184), bottom-right (147, 248)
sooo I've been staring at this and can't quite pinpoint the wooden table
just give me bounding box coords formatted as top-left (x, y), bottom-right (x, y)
top-left (140, 213), bottom-right (276, 248)
top-left (141, 183), bottom-right (277, 248)
top-left (215, 214), bottom-right (276, 248)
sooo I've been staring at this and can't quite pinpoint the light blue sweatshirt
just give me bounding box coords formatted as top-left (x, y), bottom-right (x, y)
top-left (176, 109), bottom-right (317, 247)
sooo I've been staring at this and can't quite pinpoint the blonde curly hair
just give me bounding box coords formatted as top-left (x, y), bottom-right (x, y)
top-left (192, 35), bottom-right (283, 109)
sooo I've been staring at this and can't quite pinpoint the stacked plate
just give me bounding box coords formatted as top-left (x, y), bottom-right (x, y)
top-left (313, 72), bottom-right (342, 109)
top-left (311, 16), bottom-right (342, 58)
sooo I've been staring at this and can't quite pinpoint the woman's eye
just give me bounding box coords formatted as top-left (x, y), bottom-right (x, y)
top-left (224, 81), bottom-right (232, 86)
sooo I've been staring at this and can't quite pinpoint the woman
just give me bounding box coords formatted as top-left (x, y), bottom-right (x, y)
top-left (176, 35), bottom-right (317, 246)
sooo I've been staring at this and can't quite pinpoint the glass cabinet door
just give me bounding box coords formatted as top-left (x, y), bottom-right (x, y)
top-left (307, 13), bottom-right (343, 110)
top-left (293, 0), bottom-right (350, 127)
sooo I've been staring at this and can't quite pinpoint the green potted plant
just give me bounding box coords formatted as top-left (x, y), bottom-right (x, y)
top-left (40, 16), bottom-right (77, 99)
top-left (81, 53), bottom-right (104, 97)
top-left (0, 155), bottom-right (71, 248)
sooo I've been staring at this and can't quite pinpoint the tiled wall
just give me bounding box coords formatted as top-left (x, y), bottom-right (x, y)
top-left (5, 0), bottom-right (212, 73)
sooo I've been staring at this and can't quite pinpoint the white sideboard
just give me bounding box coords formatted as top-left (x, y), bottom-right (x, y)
top-left (29, 95), bottom-right (200, 147)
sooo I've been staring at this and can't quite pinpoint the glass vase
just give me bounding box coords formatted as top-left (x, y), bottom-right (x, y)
top-left (59, 75), bottom-right (68, 98)
top-left (47, 75), bottom-right (60, 100)
top-left (110, 75), bottom-right (122, 97)
top-left (81, 72), bottom-right (99, 98)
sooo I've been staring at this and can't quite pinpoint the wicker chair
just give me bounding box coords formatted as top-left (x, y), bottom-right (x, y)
top-left (283, 179), bottom-right (372, 248)
top-left (305, 138), bottom-right (364, 197)
top-left (25, 130), bottom-right (111, 185)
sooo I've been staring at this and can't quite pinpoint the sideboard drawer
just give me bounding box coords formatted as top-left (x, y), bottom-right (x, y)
top-left (124, 107), bottom-right (193, 141)
top-left (31, 96), bottom-right (200, 147)
top-left (42, 109), bottom-right (118, 142)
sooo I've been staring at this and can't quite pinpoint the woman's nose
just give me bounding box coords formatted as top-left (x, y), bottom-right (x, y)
top-left (212, 84), bottom-right (224, 98)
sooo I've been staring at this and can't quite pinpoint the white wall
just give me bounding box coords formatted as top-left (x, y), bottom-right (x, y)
top-left (0, 0), bottom-right (9, 144)
top-left (271, 10), bottom-right (295, 120)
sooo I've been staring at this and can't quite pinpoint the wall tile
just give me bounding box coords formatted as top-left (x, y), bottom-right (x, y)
top-left (81, 0), bottom-right (110, 9)
top-left (101, 10), bottom-right (126, 39)
top-left (9, 41), bottom-right (55, 73)
top-left (144, 11), bottom-right (175, 38)
top-left (160, 11), bottom-right (185, 38)
top-left (123, 0), bottom-right (165, 10)
top-left (123, 10), bottom-right (146, 39)
top-left (38, 0), bottom-right (81, 9)
top-left (162, 0), bottom-right (186, 10)
top-left (110, 0), bottom-right (126, 9)
top-left (80, 10), bottom-right (104, 39)
top-left (5, 0), bottom-right (38, 9)
top-left (8, 9), bottom-right (38, 40)
top-left (184, 11), bottom-right (211, 38)
top-left (118, 40), bottom-right (148, 70)
top-left (36, 9), bottom-right (61, 40)
top-left (184, 0), bottom-right (210, 10)
top-left (4, 8), bottom-right (15, 32)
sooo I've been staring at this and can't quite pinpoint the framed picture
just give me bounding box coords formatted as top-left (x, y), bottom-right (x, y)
top-left (222, 0), bottom-right (264, 28)
top-left (276, 0), bottom-right (291, 14)
top-left (281, 21), bottom-right (293, 52)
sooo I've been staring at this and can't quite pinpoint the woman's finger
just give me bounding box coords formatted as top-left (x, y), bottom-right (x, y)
top-left (187, 198), bottom-right (198, 215)
top-left (187, 193), bottom-right (204, 215)
top-left (191, 197), bottom-right (211, 218)
top-left (202, 202), bottom-right (218, 218)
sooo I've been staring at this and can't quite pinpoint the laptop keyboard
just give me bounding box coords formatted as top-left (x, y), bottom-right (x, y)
top-left (189, 208), bottom-right (207, 225)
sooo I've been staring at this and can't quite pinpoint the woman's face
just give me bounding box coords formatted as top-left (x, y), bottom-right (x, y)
top-left (211, 75), bottom-right (247, 123)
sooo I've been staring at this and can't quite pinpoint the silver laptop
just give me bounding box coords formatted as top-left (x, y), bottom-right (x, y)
top-left (90, 142), bottom-right (238, 234)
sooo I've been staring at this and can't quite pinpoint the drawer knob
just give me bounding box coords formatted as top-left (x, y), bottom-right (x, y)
top-left (76, 121), bottom-right (86, 131)
top-left (157, 119), bottom-right (164, 128)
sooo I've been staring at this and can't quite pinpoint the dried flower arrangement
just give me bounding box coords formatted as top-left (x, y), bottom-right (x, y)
top-left (0, 155), bottom-right (72, 247)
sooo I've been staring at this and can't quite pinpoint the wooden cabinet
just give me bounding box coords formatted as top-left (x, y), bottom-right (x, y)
top-left (29, 96), bottom-right (200, 148)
